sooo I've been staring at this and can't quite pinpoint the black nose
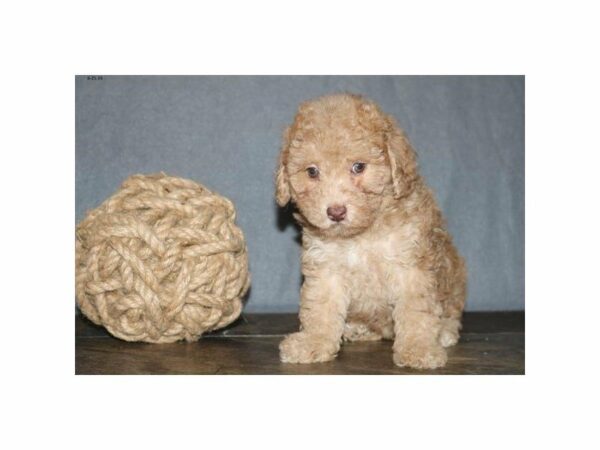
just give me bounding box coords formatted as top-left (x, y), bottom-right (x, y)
top-left (327, 205), bottom-right (347, 222)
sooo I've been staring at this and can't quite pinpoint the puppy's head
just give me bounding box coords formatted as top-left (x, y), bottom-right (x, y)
top-left (276, 93), bottom-right (419, 238)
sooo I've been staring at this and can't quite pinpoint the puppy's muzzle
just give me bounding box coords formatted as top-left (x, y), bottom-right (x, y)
top-left (327, 205), bottom-right (347, 222)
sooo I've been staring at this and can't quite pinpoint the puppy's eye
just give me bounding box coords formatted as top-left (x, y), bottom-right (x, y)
top-left (306, 166), bottom-right (319, 178)
top-left (351, 162), bottom-right (366, 174)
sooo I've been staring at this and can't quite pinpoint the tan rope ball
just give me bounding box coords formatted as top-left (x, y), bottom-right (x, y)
top-left (76, 173), bottom-right (250, 343)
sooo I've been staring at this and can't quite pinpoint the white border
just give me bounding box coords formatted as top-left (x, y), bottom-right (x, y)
top-left (2, 1), bottom-right (599, 449)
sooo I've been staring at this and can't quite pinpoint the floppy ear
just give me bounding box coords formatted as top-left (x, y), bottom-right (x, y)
top-left (275, 127), bottom-right (291, 206)
top-left (385, 116), bottom-right (419, 199)
top-left (355, 97), bottom-right (418, 199)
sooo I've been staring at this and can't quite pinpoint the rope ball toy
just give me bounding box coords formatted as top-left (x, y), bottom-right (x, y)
top-left (76, 173), bottom-right (250, 343)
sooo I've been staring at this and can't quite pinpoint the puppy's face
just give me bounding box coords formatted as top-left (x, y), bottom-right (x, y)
top-left (283, 123), bottom-right (391, 238)
top-left (276, 94), bottom-right (418, 238)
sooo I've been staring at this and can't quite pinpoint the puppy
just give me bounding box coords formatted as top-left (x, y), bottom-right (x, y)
top-left (275, 93), bottom-right (466, 369)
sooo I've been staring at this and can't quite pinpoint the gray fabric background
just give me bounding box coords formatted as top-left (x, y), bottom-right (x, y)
top-left (76, 75), bottom-right (524, 312)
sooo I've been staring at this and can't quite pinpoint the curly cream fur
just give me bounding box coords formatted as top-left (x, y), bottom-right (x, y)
top-left (276, 93), bottom-right (467, 369)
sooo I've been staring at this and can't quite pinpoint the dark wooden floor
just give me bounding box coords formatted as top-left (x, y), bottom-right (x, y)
top-left (76, 311), bottom-right (524, 375)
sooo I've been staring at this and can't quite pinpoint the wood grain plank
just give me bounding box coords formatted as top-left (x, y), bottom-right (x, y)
top-left (76, 329), bottom-right (524, 375)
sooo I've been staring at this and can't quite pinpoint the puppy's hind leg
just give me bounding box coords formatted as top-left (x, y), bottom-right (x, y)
top-left (343, 321), bottom-right (383, 342)
top-left (438, 317), bottom-right (461, 348)
top-left (439, 250), bottom-right (467, 348)
top-left (343, 307), bottom-right (394, 342)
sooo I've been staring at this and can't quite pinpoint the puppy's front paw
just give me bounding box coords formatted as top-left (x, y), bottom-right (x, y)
top-left (279, 332), bottom-right (339, 364)
top-left (393, 344), bottom-right (448, 369)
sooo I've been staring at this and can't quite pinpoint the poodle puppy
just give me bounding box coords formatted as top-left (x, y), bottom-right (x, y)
top-left (275, 93), bottom-right (467, 369)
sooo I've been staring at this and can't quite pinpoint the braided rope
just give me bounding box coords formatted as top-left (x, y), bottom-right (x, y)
top-left (76, 173), bottom-right (250, 343)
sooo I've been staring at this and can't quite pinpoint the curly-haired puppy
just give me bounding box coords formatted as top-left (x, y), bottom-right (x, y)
top-left (275, 93), bottom-right (467, 369)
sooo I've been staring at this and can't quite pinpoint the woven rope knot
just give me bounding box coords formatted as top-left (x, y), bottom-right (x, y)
top-left (76, 173), bottom-right (250, 343)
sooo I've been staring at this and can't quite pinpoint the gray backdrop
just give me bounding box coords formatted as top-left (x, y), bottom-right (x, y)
top-left (76, 76), bottom-right (524, 312)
